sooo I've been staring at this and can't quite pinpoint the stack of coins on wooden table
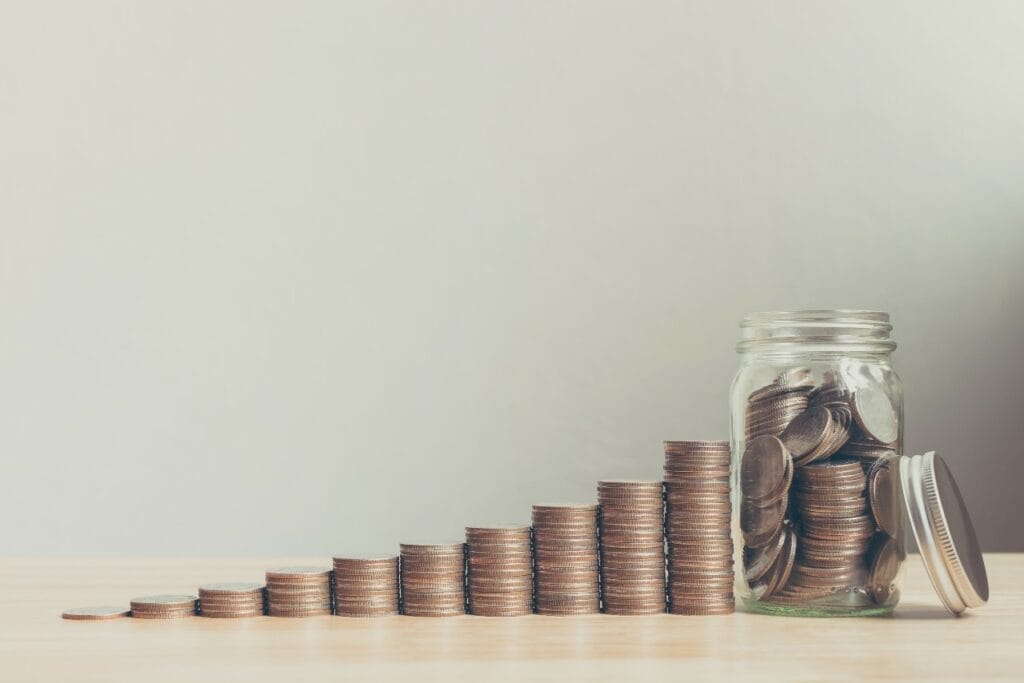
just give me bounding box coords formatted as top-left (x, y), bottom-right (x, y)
top-left (465, 525), bottom-right (534, 616)
top-left (332, 555), bottom-right (399, 617)
top-left (532, 503), bottom-right (601, 615)
top-left (399, 543), bottom-right (466, 617)
top-left (265, 566), bottom-right (332, 617)
top-left (129, 594), bottom-right (198, 619)
top-left (198, 582), bottom-right (265, 618)
top-left (597, 480), bottom-right (666, 615)
top-left (664, 440), bottom-right (735, 615)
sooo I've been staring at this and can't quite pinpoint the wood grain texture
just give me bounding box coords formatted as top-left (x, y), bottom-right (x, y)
top-left (0, 554), bottom-right (1019, 682)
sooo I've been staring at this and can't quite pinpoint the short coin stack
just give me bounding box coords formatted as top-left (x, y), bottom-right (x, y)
top-left (664, 441), bottom-right (735, 615)
top-left (265, 566), bottom-right (332, 617)
top-left (774, 458), bottom-right (874, 603)
top-left (532, 504), bottom-right (600, 615)
top-left (465, 525), bottom-right (534, 616)
top-left (198, 582), bottom-right (265, 618)
top-left (332, 555), bottom-right (399, 617)
top-left (129, 594), bottom-right (197, 619)
top-left (597, 481), bottom-right (666, 615)
top-left (399, 543), bottom-right (466, 617)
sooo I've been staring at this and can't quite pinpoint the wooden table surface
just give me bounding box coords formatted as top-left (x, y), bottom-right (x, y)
top-left (0, 554), bottom-right (1019, 682)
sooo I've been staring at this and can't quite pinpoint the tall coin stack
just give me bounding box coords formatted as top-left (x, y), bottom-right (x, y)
top-left (265, 566), bottom-right (333, 617)
top-left (532, 504), bottom-right (601, 615)
top-left (597, 481), bottom-right (666, 615)
top-left (332, 555), bottom-right (399, 617)
top-left (465, 525), bottom-right (534, 616)
top-left (129, 594), bottom-right (198, 619)
top-left (198, 582), bottom-right (265, 618)
top-left (663, 441), bottom-right (735, 615)
top-left (773, 459), bottom-right (874, 603)
top-left (399, 543), bottom-right (466, 617)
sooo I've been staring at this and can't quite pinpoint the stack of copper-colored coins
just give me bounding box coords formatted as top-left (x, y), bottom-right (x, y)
top-left (399, 543), bottom-right (466, 617)
top-left (663, 440), bottom-right (735, 615)
top-left (129, 594), bottom-right (197, 619)
top-left (198, 582), bottom-right (265, 618)
top-left (773, 458), bottom-right (874, 603)
top-left (597, 481), bottom-right (667, 615)
top-left (265, 566), bottom-right (332, 617)
top-left (465, 525), bottom-right (534, 616)
top-left (332, 555), bottom-right (399, 617)
top-left (532, 504), bottom-right (600, 615)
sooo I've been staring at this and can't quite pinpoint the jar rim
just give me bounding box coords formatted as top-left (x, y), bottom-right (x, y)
top-left (737, 309), bottom-right (895, 354)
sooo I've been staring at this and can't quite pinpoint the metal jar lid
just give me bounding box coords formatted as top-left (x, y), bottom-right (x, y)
top-left (898, 451), bottom-right (989, 615)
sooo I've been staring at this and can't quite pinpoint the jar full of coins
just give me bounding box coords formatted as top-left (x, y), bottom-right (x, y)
top-left (730, 310), bottom-right (905, 616)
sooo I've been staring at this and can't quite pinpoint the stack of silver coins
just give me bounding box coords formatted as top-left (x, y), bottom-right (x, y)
top-left (532, 504), bottom-right (600, 615)
top-left (129, 594), bottom-right (197, 619)
top-left (465, 525), bottom-right (534, 616)
top-left (198, 582), bottom-right (265, 618)
top-left (597, 481), bottom-right (666, 615)
top-left (265, 566), bottom-right (332, 617)
top-left (399, 543), bottom-right (466, 617)
top-left (332, 555), bottom-right (399, 617)
top-left (664, 441), bottom-right (735, 615)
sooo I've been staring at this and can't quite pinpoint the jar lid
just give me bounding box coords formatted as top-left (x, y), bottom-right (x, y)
top-left (898, 452), bottom-right (989, 615)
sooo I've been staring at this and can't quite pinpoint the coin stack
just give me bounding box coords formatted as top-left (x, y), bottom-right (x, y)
top-left (265, 566), bottom-right (332, 617)
top-left (597, 481), bottom-right (666, 615)
top-left (465, 525), bottom-right (534, 616)
top-left (129, 594), bottom-right (197, 619)
top-left (773, 459), bottom-right (874, 603)
top-left (399, 543), bottom-right (466, 617)
top-left (744, 368), bottom-right (814, 440)
top-left (532, 504), bottom-right (600, 615)
top-left (663, 441), bottom-right (735, 615)
top-left (332, 555), bottom-right (399, 617)
top-left (198, 582), bottom-right (265, 618)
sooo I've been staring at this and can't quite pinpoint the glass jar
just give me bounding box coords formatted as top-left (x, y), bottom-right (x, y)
top-left (730, 310), bottom-right (905, 616)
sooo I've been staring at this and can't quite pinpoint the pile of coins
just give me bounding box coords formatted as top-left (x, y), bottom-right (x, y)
top-left (744, 368), bottom-right (813, 441)
top-left (664, 441), bottom-right (735, 615)
top-left (129, 594), bottom-right (197, 619)
top-left (399, 543), bottom-right (466, 617)
top-left (265, 566), bottom-right (332, 617)
top-left (332, 555), bottom-right (399, 617)
top-left (198, 582), bottom-right (265, 618)
top-left (465, 525), bottom-right (534, 616)
top-left (739, 367), bottom-right (904, 608)
top-left (532, 504), bottom-right (600, 615)
top-left (597, 481), bottom-right (666, 615)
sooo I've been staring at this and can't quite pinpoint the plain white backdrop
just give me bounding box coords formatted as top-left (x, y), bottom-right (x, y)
top-left (1, 1), bottom-right (1022, 554)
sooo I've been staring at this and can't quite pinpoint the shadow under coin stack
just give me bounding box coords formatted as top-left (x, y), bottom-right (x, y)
top-left (129, 594), bottom-right (197, 619)
top-left (663, 441), bottom-right (735, 615)
top-left (399, 543), bottom-right (466, 617)
top-left (265, 566), bottom-right (332, 617)
top-left (773, 459), bottom-right (874, 604)
top-left (332, 555), bottom-right (399, 617)
top-left (597, 481), bottom-right (666, 615)
top-left (465, 525), bottom-right (534, 616)
top-left (198, 582), bottom-right (265, 618)
top-left (532, 504), bottom-right (600, 615)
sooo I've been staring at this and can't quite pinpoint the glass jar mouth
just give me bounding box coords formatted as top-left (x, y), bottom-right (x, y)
top-left (737, 309), bottom-right (896, 354)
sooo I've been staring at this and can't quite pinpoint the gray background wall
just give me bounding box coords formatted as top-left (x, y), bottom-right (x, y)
top-left (2, 1), bottom-right (1022, 554)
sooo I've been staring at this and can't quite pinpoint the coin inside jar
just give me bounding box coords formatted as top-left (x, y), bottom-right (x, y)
top-left (868, 451), bottom-right (900, 536)
top-left (780, 406), bottom-right (831, 459)
top-left (851, 385), bottom-right (899, 445)
top-left (741, 436), bottom-right (791, 502)
top-left (867, 534), bottom-right (904, 605)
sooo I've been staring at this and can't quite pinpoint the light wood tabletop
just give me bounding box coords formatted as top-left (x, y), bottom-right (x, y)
top-left (0, 554), bottom-right (1019, 682)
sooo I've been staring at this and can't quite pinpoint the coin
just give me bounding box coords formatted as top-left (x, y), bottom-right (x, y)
top-left (129, 594), bottom-right (198, 619)
top-left (780, 406), bottom-right (830, 459)
top-left (851, 385), bottom-right (899, 445)
top-left (868, 452), bottom-right (901, 537)
top-left (867, 535), bottom-right (903, 605)
top-left (741, 436), bottom-right (790, 502)
top-left (62, 606), bottom-right (130, 621)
